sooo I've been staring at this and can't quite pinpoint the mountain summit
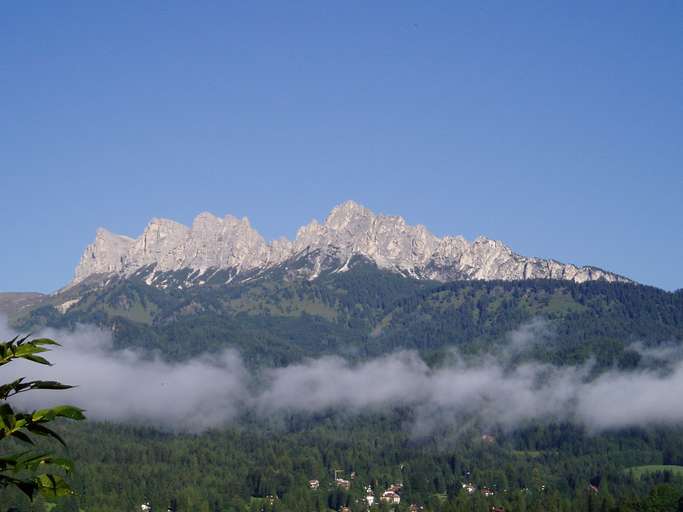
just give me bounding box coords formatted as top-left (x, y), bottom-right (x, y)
top-left (70, 201), bottom-right (630, 289)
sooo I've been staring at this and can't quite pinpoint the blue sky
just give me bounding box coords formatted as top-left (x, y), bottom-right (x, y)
top-left (1, 2), bottom-right (681, 292)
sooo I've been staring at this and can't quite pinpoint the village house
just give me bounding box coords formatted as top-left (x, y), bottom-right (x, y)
top-left (491, 507), bottom-right (505, 512)
top-left (339, 507), bottom-right (351, 512)
top-left (364, 485), bottom-right (375, 507)
top-left (481, 487), bottom-right (495, 497)
top-left (335, 478), bottom-right (351, 490)
top-left (481, 434), bottom-right (496, 445)
top-left (333, 469), bottom-right (352, 490)
top-left (308, 479), bottom-right (320, 490)
top-left (463, 482), bottom-right (476, 494)
top-left (381, 490), bottom-right (401, 505)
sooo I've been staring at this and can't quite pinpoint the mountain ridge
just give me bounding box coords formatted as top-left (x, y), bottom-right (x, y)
top-left (70, 200), bottom-right (631, 290)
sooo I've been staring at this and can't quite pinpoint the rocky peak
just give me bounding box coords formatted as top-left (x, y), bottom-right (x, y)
top-left (129, 218), bottom-right (190, 270)
top-left (324, 200), bottom-right (375, 230)
top-left (69, 201), bottom-right (632, 288)
top-left (294, 202), bottom-right (439, 272)
top-left (73, 228), bottom-right (134, 283)
top-left (183, 212), bottom-right (270, 272)
top-left (192, 212), bottom-right (223, 231)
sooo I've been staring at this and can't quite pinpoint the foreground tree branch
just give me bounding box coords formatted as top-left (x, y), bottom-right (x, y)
top-left (0, 335), bottom-right (85, 502)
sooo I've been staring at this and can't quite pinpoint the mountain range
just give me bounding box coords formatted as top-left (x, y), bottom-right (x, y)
top-left (71, 200), bottom-right (629, 291)
top-left (2, 201), bottom-right (681, 371)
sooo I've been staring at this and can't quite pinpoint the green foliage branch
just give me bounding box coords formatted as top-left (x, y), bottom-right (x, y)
top-left (0, 335), bottom-right (85, 501)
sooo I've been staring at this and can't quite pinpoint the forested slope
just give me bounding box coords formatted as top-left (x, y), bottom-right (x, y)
top-left (14, 263), bottom-right (683, 367)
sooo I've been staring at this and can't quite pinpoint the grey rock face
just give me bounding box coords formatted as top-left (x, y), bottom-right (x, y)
top-left (74, 228), bottom-right (134, 282)
top-left (70, 200), bottom-right (630, 288)
top-left (293, 202), bottom-right (439, 278)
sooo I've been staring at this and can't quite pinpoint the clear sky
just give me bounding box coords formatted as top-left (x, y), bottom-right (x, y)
top-left (1, 2), bottom-right (681, 293)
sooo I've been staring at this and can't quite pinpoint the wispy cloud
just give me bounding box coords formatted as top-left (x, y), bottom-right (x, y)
top-left (2, 319), bottom-right (682, 433)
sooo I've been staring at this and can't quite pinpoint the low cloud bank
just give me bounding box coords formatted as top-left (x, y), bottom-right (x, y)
top-left (2, 319), bottom-right (683, 433)
top-left (1, 323), bottom-right (248, 431)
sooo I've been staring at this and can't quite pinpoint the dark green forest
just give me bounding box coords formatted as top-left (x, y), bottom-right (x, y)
top-left (3, 265), bottom-right (683, 511)
top-left (3, 414), bottom-right (683, 512)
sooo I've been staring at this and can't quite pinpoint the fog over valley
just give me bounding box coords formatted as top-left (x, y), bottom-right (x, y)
top-left (4, 318), bottom-right (683, 434)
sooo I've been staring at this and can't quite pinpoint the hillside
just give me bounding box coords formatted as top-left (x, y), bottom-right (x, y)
top-left (0, 291), bottom-right (45, 318)
top-left (13, 261), bottom-right (682, 368)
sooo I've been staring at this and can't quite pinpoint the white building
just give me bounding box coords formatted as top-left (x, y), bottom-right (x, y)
top-left (335, 478), bottom-right (351, 490)
top-left (463, 482), bottom-right (476, 494)
top-left (381, 491), bottom-right (401, 505)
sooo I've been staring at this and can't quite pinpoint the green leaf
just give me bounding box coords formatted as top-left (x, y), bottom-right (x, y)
top-left (36, 473), bottom-right (74, 497)
top-left (16, 479), bottom-right (38, 499)
top-left (22, 354), bottom-right (52, 366)
top-left (31, 338), bottom-right (61, 347)
top-left (33, 405), bottom-right (85, 422)
top-left (44, 457), bottom-right (74, 473)
top-left (10, 431), bottom-right (34, 445)
top-left (30, 381), bottom-right (74, 391)
top-left (49, 405), bottom-right (86, 421)
top-left (25, 424), bottom-right (67, 446)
